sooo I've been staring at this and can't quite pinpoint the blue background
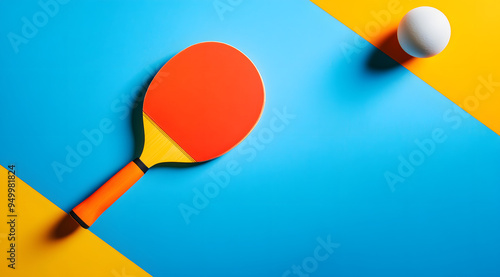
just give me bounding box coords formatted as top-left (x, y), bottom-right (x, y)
top-left (1, 0), bottom-right (500, 276)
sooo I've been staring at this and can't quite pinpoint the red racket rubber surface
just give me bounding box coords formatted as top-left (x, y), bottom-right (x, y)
top-left (143, 42), bottom-right (265, 162)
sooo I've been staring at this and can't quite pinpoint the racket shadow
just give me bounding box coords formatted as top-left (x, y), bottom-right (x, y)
top-left (130, 73), bottom-right (150, 159)
top-left (48, 213), bottom-right (80, 240)
top-left (156, 161), bottom-right (208, 168)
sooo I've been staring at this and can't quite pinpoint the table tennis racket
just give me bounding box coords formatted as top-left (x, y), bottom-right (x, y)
top-left (70, 42), bottom-right (265, 229)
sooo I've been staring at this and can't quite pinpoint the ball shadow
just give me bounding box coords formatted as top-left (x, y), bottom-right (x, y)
top-left (367, 29), bottom-right (414, 71)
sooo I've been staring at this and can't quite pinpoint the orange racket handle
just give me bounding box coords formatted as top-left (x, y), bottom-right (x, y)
top-left (69, 158), bottom-right (149, 228)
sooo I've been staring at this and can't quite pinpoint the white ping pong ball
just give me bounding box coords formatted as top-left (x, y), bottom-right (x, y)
top-left (397, 7), bottom-right (451, 58)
